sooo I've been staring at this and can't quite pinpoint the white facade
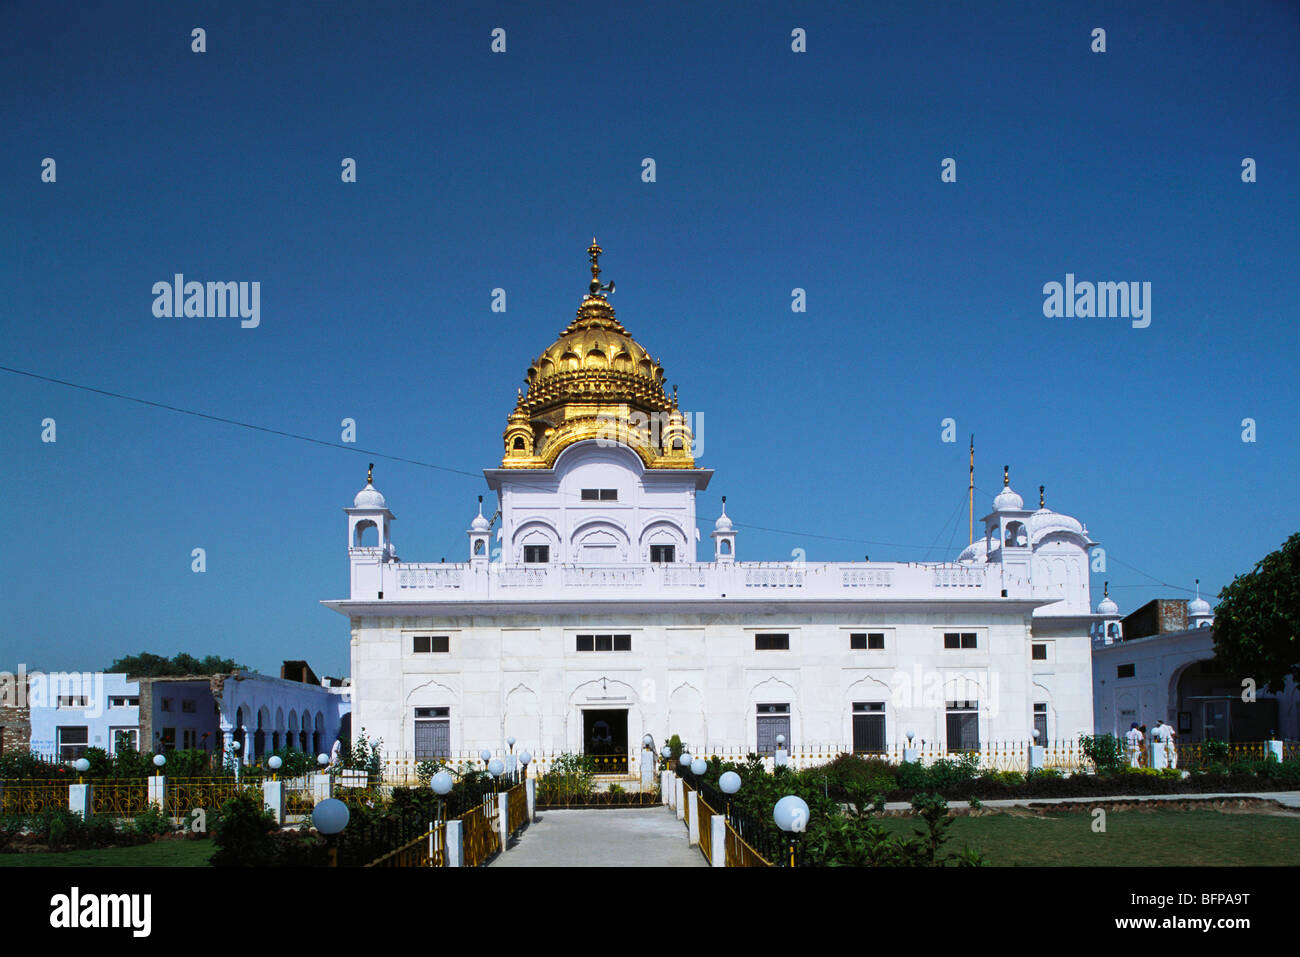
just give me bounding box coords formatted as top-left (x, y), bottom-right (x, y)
top-left (326, 251), bottom-right (1102, 760)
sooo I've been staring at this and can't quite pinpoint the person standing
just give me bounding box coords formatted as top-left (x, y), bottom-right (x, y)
top-left (1125, 722), bottom-right (1144, 767)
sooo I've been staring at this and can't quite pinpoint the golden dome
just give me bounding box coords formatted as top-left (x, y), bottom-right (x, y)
top-left (501, 241), bottom-right (696, 470)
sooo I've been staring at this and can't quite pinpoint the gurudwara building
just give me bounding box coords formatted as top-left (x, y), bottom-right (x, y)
top-left (324, 242), bottom-right (1102, 764)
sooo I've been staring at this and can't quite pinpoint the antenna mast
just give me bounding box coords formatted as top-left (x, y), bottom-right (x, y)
top-left (968, 435), bottom-right (975, 545)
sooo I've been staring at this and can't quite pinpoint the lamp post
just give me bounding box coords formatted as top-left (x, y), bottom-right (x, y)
top-left (660, 744), bottom-right (672, 771)
top-left (74, 757), bottom-right (90, 784)
top-left (773, 794), bottom-right (809, 868)
top-left (152, 753), bottom-right (166, 778)
top-left (268, 755), bottom-right (282, 781)
top-left (430, 769), bottom-right (453, 824)
top-left (487, 757), bottom-right (505, 792)
top-left (690, 757), bottom-right (706, 777)
top-left (719, 770), bottom-right (741, 823)
top-left (313, 797), bottom-right (350, 867)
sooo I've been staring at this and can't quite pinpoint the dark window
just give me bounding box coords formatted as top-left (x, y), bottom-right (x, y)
top-left (945, 701), bottom-right (980, 751)
top-left (182, 699), bottom-right (196, 713)
top-left (755, 633), bottom-right (790, 650)
top-left (575, 634), bottom-right (631, 652)
top-left (1033, 703), bottom-right (1048, 743)
top-left (944, 632), bottom-right (977, 649)
top-left (852, 702), bottom-right (886, 752)
top-left (756, 704), bottom-right (791, 755)
top-left (415, 635), bottom-right (450, 653)
top-left (160, 698), bottom-right (173, 712)
top-left (524, 545), bottom-right (549, 563)
top-left (414, 635), bottom-right (430, 653)
top-left (600, 489), bottom-right (617, 501)
top-left (1031, 643), bottom-right (1047, 660)
top-left (650, 544), bottom-right (675, 563)
top-left (513, 437), bottom-right (525, 450)
top-left (414, 708), bottom-right (450, 759)
top-left (1117, 663), bottom-right (1135, 679)
top-left (581, 489), bottom-right (618, 501)
top-left (581, 489), bottom-right (599, 500)
top-left (57, 726), bottom-right (88, 761)
top-left (159, 727), bottom-right (176, 752)
top-left (851, 632), bottom-right (885, 650)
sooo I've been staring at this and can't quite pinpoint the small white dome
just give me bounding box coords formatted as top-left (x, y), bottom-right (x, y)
top-left (993, 486), bottom-right (1023, 511)
top-left (353, 482), bottom-right (386, 509)
top-left (471, 503), bottom-right (491, 532)
top-left (714, 500), bottom-right (733, 533)
top-left (1189, 596), bottom-right (1212, 616)
top-left (1027, 507), bottom-right (1083, 539)
top-left (957, 539), bottom-right (989, 563)
top-left (1097, 594), bottom-right (1119, 616)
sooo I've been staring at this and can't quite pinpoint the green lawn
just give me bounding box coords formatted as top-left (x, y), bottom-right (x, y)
top-left (881, 809), bottom-right (1300, 866)
top-left (0, 839), bottom-right (214, 867)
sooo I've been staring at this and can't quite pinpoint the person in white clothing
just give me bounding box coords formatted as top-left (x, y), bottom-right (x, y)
top-left (1125, 722), bottom-right (1144, 766)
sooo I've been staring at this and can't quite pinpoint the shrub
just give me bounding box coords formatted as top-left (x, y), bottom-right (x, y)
top-left (131, 806), bottom-right (174, 838)
top-left (210, 793), bottom-right (279, 867)
top-left (1080, 734), bottom-right (1126, 772)
top-left (895, 761), bottom-right (927, 791)
top-left (1202, 739), bottom-right (1231, 766)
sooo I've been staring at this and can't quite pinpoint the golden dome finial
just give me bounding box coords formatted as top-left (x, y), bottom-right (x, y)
top-left (367, 462), bottom-right (374, 484)
top-left (1039, 485), bottom-right (1045, 508)
top-left (1003, 465), bottom-right (1009, 487)
top-left (588, 238), bottom-right (603, 295)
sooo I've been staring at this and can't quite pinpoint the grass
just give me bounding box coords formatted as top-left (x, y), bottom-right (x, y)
top-left (0, 839), bottom-right (214, 867)
top-left (881, 809), bottom-right (1300, 866)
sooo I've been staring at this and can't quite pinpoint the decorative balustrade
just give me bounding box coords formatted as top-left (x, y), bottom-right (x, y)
top-left (367, 558), bottom-right (1005, 602)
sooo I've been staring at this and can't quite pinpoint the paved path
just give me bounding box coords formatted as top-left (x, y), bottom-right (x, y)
top-left (881, 790), bottom-right (1300, 811)
top-left (490, 807), bottom-right (708, 867)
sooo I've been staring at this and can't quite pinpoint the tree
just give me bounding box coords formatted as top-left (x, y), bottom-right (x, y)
top-left (1212, 532), bottom-right (1300, 693)
top-left (107, 651), bottom-right (247, 676)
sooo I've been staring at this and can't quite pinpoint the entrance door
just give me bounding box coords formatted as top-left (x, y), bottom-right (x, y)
top-left (583, 709), bottom-right (628, 774)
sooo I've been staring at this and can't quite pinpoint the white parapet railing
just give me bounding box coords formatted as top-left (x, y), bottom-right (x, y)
top-left (368, 742), bottom-right (1095, 784)
top-left (379, 559), bottom-right (1010, 603)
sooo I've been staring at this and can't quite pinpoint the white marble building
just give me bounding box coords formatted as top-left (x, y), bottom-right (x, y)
top-left (325, 242), bottom-right (1102, 761)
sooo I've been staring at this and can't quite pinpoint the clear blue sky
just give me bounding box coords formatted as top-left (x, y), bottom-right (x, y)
top-left (2, 1), bottom-right (1296, 676)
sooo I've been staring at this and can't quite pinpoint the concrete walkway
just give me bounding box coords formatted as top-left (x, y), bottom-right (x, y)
top-left (490, 807), bottom-right (708, 867)
top-left (882, 790), bottom-right (1300, 812)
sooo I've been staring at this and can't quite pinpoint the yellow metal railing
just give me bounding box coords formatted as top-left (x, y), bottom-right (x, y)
top-left (365, 824), bottom-right (446, 867)
top-left (506, 782), bottom-right (527, 834)
top-left (724, 819), bottom-right (773, 868)
top-left (90, 779), bottom-right (150, 817)
top-left (166, 777), bottom-right (262, 814)
top-left (0, 781), bottom-right (67, 815)
top-left (696, 792), bottom-right (715, 864)
top-left (459, 800), bottom-right (501, 867)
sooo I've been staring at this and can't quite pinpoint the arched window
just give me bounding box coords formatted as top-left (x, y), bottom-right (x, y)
top-left (513, 436), bottom-right (525, 450)
top-left (721, 540), bottom-right (732, 555)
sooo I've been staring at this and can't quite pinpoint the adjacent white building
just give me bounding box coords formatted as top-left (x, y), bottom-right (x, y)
top-left (326, 242), bottom-right (1103, 761)
top-left (1092, 593), bottom-right (1299, 741)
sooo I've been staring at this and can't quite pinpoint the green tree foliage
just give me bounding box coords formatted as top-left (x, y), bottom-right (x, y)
top-left (106, 651), bottom-right (247, 676)
top-left (1212, 532), bottom-right (1300, 693)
